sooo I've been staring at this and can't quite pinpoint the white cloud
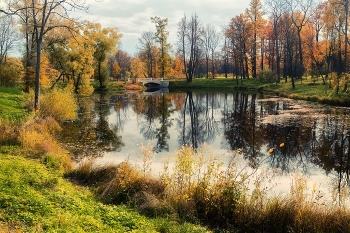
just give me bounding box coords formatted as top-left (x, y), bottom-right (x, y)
top-left (74, 0), bottom-right (250, 54)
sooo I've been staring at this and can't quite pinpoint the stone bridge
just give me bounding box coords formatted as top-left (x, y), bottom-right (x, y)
top-left (139, 78), bottom-right (169, 88)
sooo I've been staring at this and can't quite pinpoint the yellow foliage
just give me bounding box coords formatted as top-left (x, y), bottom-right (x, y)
top-left (19, 116), bottom-right (72, 172)
top-left (112, 61), bottom-right (121, 78)
top-left (0, 57), bottom-right (24, 86)
top-left (130, 58), bottom-right (146, 80)
top-left (40, 54), bottom-right (59, 89)
top-left (40, 88), bottom-right (78, 122)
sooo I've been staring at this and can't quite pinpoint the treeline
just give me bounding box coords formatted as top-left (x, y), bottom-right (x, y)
top-left (134, 0), bottom-right (350, 91)
top-left (1, 0), bottom-right (350, 111)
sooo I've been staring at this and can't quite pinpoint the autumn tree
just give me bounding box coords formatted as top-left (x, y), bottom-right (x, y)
top-left (305, 2), bottom-right (327, 83)
top-left (84, 22), bottom-right (122, 88)
top-left (1, 0), bottom-right (89, 110)
top-left (112, 50), bottom-right (132, 81)
top-left (130, 57), bottom-right (146, 81)
top-left (111, 61), bottom-right (121, 79)
top-left (246, 0), bottom-right (265, 78)
top-left (47, 22), bottom-right (95, 95)
top-left (151, 16), bottom-right (171, 78)
top-left (266, 0), bottom-right (286, 82)
top-left (286, 0), bottom-right (315, 88)
top-left (0, 57), bottom-right (24, 86)
top-left (171, 54), bottom-right (185, 78)
top-left (226, 14), bottom-right (251, 84)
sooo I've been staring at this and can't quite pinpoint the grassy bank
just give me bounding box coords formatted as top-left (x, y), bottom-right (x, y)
top-left (0, 86), bottom-right (28, 120)
top-left (69, 144), bottom-right (350, 233)
top-left (93, 80), bottom-right (145, 93)
top-left (0, 86), bottom-right (209, 232)
top-left (168, 77), bottom-right (350, 106)
top-left (0, 149), bottom-right (208, 232)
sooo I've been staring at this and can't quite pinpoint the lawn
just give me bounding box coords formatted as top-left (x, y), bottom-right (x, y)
top-left (0, 86), bottom-right (27, 120)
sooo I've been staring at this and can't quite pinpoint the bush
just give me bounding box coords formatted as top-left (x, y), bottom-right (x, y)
top-left (69, 159), bottom-right (169, 216)
top-left (19, 116), bottom-right (72, 172)
top-left (40, 88), bottom-right (78, 123)
top-left (0, 119), bottom-right (20, 145)
top-left (0, 58), bottom-right (24, 87)
top-left (258, 69), bottom-right (276, 83)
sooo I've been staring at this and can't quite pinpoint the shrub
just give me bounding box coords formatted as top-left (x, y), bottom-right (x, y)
top-left (0, 58), bottom-right (24, 87)
top-left (258, 69), bottom-right (276, 83)
top-left (19, 116), bottom-right (72, 172)
top-left (0, 119), bottom-right (20, 145)
top-left (162, 144), bottom-right (249, 225)
top-left (69, 159), bottom-right (166, 205)
top-left (40, 88), bottom-right (78, 122)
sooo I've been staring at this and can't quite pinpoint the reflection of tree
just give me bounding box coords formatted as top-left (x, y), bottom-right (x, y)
top-left (177, 92), bottom-right (220, 148)
top-left (137, 95), bottom-right (159, 140)
top-left (132, 93), bottom-right (174, 153)
top-left (110, 94), bottom-right (130, 132)
top-left (223, 93), bottom-right (264, 168)
top-left (263, 121), bottom-right (313, 173)
top-left (258, 99), bottom-right (317, 173)
top-left (154, 94), bottom-right (173, 152)
top-left (95, 93), bottom-right (124, 152)
top-left (59, 93), bottom-right (124, 158)
top-left (314, 109), bottom-right (350, 205)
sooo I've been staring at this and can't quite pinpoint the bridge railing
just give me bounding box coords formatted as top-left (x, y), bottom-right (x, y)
top-left (138, 78), bottom-right (164, 82)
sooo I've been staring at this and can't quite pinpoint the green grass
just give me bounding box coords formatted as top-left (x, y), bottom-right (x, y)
top-left (168, 76), bottom-right (350, 106)
top-left (0, 86), bottom-right (28, 120)
top-left (0, 151), bottom-right (210, 232)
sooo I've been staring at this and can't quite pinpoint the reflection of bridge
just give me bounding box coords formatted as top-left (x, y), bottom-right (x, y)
top-left (139, 78), bottom-right (169, 88)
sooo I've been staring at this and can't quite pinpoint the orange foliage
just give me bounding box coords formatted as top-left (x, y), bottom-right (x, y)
top-left (170, 55), bottom-right (185, 78)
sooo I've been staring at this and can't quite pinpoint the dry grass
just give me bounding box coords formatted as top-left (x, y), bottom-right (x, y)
top-left (0, 119), bottom-right (20, 145)
top-left (69, 145), bottom-right (350, 232)
top-left (18, 116), bottom-right (73, 172)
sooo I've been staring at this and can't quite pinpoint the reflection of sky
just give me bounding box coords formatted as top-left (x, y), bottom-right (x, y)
top-left (98, 93), bottom-right (347, 202)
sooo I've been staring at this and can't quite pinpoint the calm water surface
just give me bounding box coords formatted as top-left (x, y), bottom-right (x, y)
top-left (60, 91), bottom-right (350, 201)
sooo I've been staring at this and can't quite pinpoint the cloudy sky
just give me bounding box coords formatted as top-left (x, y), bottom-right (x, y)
top-left (75, 0), bottom-right (250, 55)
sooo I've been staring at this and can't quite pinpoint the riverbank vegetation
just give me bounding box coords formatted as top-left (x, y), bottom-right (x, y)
top-left (69, 144), bottom-right (350, 233)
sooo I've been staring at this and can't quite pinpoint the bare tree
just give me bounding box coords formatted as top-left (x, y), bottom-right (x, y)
top-left (204, 24), bottom-right (220, 78)
top-left (177, 13), bottom-right (204, 82)
top-left (138, 31), bottom-right (155, 78)
top-left (208, 25), bottom-right (220, 78)
top-left (204, 24), bottom-right (211, 78)
top-left (0, 15), bottom-right (19, 64)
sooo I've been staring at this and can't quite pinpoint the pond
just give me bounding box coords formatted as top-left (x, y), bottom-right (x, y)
top-left (59, 90), bottom-right (350, 203)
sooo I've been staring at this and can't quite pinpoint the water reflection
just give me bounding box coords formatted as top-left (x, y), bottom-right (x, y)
top-left (178, 92), bottom-right (220, 148)
top-left (60, 91), bottom-right (350, 199)
top-left (59, 94), bottom-right (125, 158)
